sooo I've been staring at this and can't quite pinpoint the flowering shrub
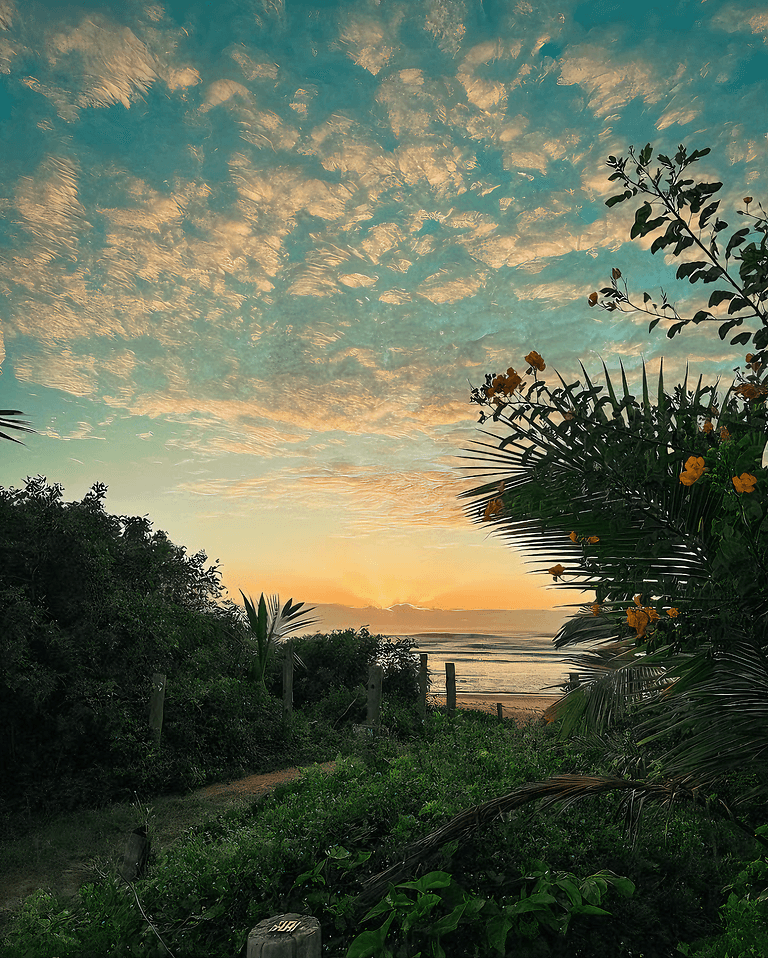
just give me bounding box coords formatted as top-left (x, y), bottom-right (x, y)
top-left (459, 142), bottom-right (768, 799)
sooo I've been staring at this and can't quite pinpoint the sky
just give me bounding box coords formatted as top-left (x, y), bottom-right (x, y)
top-left (0, 0), bottom-right (766, 614)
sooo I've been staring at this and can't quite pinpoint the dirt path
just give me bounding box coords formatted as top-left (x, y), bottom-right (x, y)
top-left (0, 761), bottom-right (337, 929)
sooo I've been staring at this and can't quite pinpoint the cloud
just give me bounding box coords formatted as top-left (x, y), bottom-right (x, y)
top-left (14, 154), bottom-right (89, 261)
top-left (557, 43), bottom-right (669, 117)
top-left (40, 15), bottom-right (159, 119)
top-left (178, 464), bottom-right (470, 531)
top-left (711, 4), bottom-right (768, 41)
top-left (339, 17), bottom-right (395, 76)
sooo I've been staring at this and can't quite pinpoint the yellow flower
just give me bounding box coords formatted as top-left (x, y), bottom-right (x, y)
top-left (680, 455), bottom-right (706, 486)
top-left (667, 608), bottom-right (679, 618)
top-left (591, 603), bottom-right (600, 616)
top-left (586, 535), bottom-right (600, 544)
top-left (627, 604), bottom-right (659, 637)
top-left (525, 350), bottom-right (546, 372)
top-left (548, 564), bottom-right (565, 579)
top-left (735, 383), bottom-right (768, 400)
top-left (483, 498), bottom-right (504, 520)
top-left (626, 607), bottom-right (650, 636)
top-left (569, 531), bottom-right (578, 543)
top-left (720, 426), bottom-right (730, 441)
top-left (701, 420), bottom-right (713, 434)
top-left (732, 473), bottom-right (757, 494)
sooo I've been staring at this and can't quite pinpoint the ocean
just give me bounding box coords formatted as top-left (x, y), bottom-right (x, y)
top-left (393, 631), bottom-right (573, 695)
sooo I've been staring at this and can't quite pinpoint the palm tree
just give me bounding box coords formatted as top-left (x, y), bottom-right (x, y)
top-left (0, 409), bottom-right (35, 444)
top-left (239, 591), bottom-right (318, 693)
top-left (457, 357), bottom-right (768, 804)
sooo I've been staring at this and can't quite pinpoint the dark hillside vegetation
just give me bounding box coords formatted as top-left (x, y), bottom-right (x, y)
top-left (0, 476), bottom-right (420, 827)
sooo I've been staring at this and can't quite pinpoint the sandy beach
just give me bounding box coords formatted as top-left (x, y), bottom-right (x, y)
top-left (430, 691), bottom-right (561, 723)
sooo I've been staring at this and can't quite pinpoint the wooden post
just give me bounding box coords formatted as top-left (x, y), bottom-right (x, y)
top-left (445, 663), bottom-right (456, 715)
top-left (247, 913), bottom-right (321, 958)
top-left (149, 673), bottom-right (166, 747)
top-left (367, 664), bottom-right (383, 728)
top-left (419, 653), bottom-right (428, 718)
top-left (119, 826), bottom-right (150, 883)
top-left (283, 640), bottom-right (294, 719)
top-left (497, 702), bottom-right (503, 722)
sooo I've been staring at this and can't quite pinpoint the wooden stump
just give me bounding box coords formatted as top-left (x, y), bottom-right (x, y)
top-left (418, 653), bottom-right (428, 718)
top-left (149, 673), bottom-right (166, 746)
top-left (247, 913), bottom-right (321, 957)
top-left (119, 826), bottom-right (150, 882)
top-left (367, 664), bottom-right (383, 728)
top-left (445, 662), bottom-right (456, 715)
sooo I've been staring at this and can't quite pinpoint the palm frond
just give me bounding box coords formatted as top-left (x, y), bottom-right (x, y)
top-left (0, 410), bottom-right (36, 445)
top-left (355, 772), bottom-right (766, 906)
top-left (638, 640), bottom-right (768, 801)
top-left (458, 359), bottom-right (725, 609)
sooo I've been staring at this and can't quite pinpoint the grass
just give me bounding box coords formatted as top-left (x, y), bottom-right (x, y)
top-left (1, 706), bottom-right (764, 957)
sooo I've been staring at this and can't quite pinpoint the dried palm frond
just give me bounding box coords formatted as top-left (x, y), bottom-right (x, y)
top-left (355, 773), bottom-right (765, 906)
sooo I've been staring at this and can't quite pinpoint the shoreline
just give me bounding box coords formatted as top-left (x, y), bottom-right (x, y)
top-left (430, 691), bottom-right (561, 719)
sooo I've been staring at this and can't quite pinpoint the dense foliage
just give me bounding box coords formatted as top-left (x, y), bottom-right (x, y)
top-left (0, 476), bottom-right (419, 823)
top-left (1, 711), bottom-right (758, 958)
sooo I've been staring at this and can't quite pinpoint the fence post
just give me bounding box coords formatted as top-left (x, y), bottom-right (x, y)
top-left (367, 664), bottom-right (383, 728)
top-left (149, 673), bottom-right (166, 747)
top-left (283, 640), bottom-right (294, 720)
top-left (497, 702), bottom-right (503, 722)
top-left (419, 653), bottom-right (428, 718)
top-left (445, 663), bottom-right (456, 716)
top-left (119, 826), bottom-right (150, 883)
top-left (247, 913), bottom-right (321, 957)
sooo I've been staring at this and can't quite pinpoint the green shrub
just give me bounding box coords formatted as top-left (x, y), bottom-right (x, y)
top-left (268, 628), bottom-right (421, 711)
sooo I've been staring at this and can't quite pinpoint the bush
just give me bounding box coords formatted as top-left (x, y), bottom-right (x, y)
top-left (267, 627), bottom-right (421, 711)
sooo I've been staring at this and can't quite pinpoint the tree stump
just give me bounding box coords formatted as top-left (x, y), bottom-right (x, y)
top-left (119, 826), bottom-right (150, 882)
top-left (247, 914), bottom-right (321, 957)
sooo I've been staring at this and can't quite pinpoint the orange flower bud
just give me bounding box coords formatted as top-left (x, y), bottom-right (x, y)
top-left (548, 564), bottom-right (565, 578)
top-left (524, 350), bottom-right (546, 372)
top-left (680, 455), bottom-right (706, 486)
top-left (483, 498), bottom-right (504, 519)
top-left (611, 267), bottom-right (622, 280)
top-left (732, 473), bottom-right (757, 494)
top-left (744, 197), bottom-right (753, 204)
top-left (588, 291), bottom-right (598, 306)
top-left (569, 531), bottom-right (578, 543)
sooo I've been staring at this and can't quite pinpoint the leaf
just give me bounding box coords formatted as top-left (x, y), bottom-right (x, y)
top-left (556, 878), bottom-right (583, 907)
top-left (708, 289), bottom-right (735, 308)
top-left (630, 202), bottom-right (652, 240)
top-left (346, 913), bottom-right (396, 958)
top-left (698, 201), bottom-right (719, 229)
top-left (675, 261), bottom-right (706, 281)
top-left (726, 228), bottom-right (750, 259)
top-left (399, 872), bottom-right (453, 893)
top-left (731, 331), bottom-right (753, 346)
